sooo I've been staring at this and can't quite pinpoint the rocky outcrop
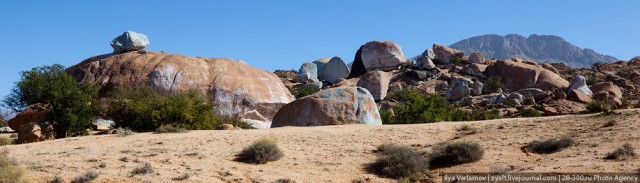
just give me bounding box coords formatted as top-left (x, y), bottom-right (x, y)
top-left (298, 62), bottom-right (318, 81)
top-left (567, 75), bottom-right (593, 95)
top-left (110, 31), bottom-right (149, 54)
top-left (8, 104), bottom-right (47, 130)
top-left (468, 52), bottom-right (485, 64)
top-left (449, 34), bottom-right (617, 68)
top-left (568, 89), bottom-right (592, 103)
top-left (485, 60), bottom-right (570, 91)
top-left (321, 57), bottom-right (350, 83)
top-left (542, 63), bottom-right (559, 74)
top-left (433, 44), bottom-right (464, 64)
top-left (417, 49), bottom-right (436, 69)
top-left (17, 122), bottom-right (55, 143)
top-left (356, 71), bottom-right (391, 101)
top-left (589, 82), bottom-right (622, 99)
top-left (271, 87), bottom-right (382, 127)
top-left (462, 63), bottom-right (487, 78)
top-left (66, 51), bottom-right (294, 120)
top-left (360, 41), bottom-right (406, 71)
top-left (446, 82), bottom-right (470, 101)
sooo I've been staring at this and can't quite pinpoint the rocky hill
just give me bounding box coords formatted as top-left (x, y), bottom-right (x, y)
top-left (449, 34), bottom-right (618, 68)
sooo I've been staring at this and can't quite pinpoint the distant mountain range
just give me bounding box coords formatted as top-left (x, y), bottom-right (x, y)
top-left (449, 34), bottom-right (618, 68)
top-left (0, 107), bottom-right (16, 121)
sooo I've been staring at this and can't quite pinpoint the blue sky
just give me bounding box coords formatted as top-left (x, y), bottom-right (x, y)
top-left (1, 0), bottom-right (639, 99)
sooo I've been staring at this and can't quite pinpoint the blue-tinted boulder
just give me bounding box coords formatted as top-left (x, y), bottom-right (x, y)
top-left (298, 62), bottom-right (318, 80)
top-left (321, 56), bottom-right (350, 83)
top-left (110, 31), bottom-right (150, 53)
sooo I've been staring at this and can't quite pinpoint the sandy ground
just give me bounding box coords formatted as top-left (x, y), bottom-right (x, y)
top-left (3, 109), bottom-right (640, 183)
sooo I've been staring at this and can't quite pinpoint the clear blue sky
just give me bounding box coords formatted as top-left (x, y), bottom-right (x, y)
top-left (1, 0), bottom-right (639, 99)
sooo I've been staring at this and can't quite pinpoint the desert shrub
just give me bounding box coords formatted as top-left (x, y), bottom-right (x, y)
top-left (131, 162), bottom-right (154, 175)
top-left (47, 176), bottom-right (64, 183)
top-left (605, 143), bottom-right (636, 160)
top-left (367, 144), bottom-right (429, 178)
top-left (592, 62), bottom-right (603, 68)
top-left (0, 150), bottom-right (23, 183)
top-left (155, 124), bottom-right (189, 133)
top-left (274, 178), bottom-right (297, 183)
top-left (114, 127), bottom-right (135, 137)
top-left (172, 173), bottom-right (191, 181)
top-left (379, 109), bottom-right (396, 124)
top-left (386, 89), bottom-right (453, 124)
top-left (71, 170), bottom-right (98, 183)
top-left (586, 77), bottom-right (598, 85)
top-left (450, 109), bottom-right (501, 121)
top-left (518, 108), bottom-right (541, 117)
top-left (0, 137), bottom-right (13, 146)
top-left (3, 64), bottom-right (99, 137)
top-left (236, 138), bottom-right (284, 164)
top-left (292, 85), bottom-right (320, 99)
top-left (487, 76), bottom-right (503, 93)
top-left (602, 120), bottom-right (617, 128)
top-left (586, 100), bottom-right (614, 114)
top-left (107, 86), bottom-right (224, 132)
top-left (526, 136), bottom-right (574, 154)
top-left (429, 142), bottom-right (484, 168)
top-left (450, 55), bottom-right (464, 66)
top-left (456, 124), bottom-right (478, 135)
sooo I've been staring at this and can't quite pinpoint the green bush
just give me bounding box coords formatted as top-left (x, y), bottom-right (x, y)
top-left (586, 100), bottom-right (614, 114)
top-left (0, 137), bottom-right (13, 146)
top-left (367, 144), bottom-right (429, 178)
top-left (428, 142), bottom-right (484, 168)
top-left (0, 115), bottom-right (6, 127)
top-left (385, 89), bottom-right (500, 124)
top-left (3, 64), bottom-right (99, 137)
top-left (487, 76), bottom-right (503, 93)
top-left (292, 85), bottom-right (320, 99)
top-left (386, 90), bottom-right (453, 124)
top-left (155, 124), bottom-right (189, 133)
top-left (450, 56), bottom-right (464, 66)
top-left (235, 138), bottom-right (284, 164)
top-left (526, 136), bottom-right (574, 154)
top-left (107, 86), bottom-right (224, 132)
top-left (518, 108), bottom-right (541, 117)
top-left (0, 150), bottom-right (23, 183)
top-left (586, 77), bottom-right (598, 85)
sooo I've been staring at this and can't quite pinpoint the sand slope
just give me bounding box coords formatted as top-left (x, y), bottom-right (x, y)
top-left (4, 109), bottom-right (640, 183)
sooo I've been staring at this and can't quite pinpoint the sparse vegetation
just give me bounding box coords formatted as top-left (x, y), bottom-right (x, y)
top-left (450, 55), bottom-right (464, 66)
top-left (131, 162), bottom-right (154, 175)
top-left (155, 124), bottom-right (189, 133)
top-left (114, 127), bottom-right (135, 137)
top-left (0, 137), bottom-right (13, 146)
top-left (367, 144), bottom-right (429, 178)
top-left (292, 85), bottom-right (320, 99)
top-left (586, 76), bottom-right (598, 85)
top-left (592, 62), bottom-right (603, 68)
top-left (526, 136), bottom-right (574, 154)
top-left (450, 109), bottom-right (501, 121)
top-left (71, 170), bottom-right (98, 183)
top-left (518, 108), bottom-right (541, 117)
top-left (0, 149), bottom-right (23, 183)
top-left (605, 143), bottom-right (636, 160)
top-left (3, 64), bottom-right (99, 137)
top-left (172, 173), bottom-right (191, 181)
top-left (47, 176), bottom-right (64, 183)
top-left (107, 86), bottom-right (225, 132)
top-left (428, 142), bottom-right (484, 168)
top-left (274, 178), bottom-right (297, 183)
top-left (487, 76), bottom-right (503, 93)
top-left (236, 138), bottom-right (284, 164)
top-left (602, 120), bottom-right (617, 128)
top-left (0, 115), bottom-right (7, 127)
top-left (586, 100), bottom-right (614, 114)
top-left (456, 124), bottom-right (478, 135)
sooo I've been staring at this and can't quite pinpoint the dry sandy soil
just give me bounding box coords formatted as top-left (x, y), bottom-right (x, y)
top-left (3, 109), bottom-right (640, 183)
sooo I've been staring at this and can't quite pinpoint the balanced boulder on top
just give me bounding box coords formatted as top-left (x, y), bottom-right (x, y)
top-left (360, 41), bottom-right (407, 71)
top-left (110, 31), bottom-right (149, 54)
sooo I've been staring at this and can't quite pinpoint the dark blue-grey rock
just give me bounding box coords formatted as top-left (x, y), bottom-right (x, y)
top-left (321, 56), bottom-right (350, 83)
top-left (446, 82), bottom-right (470, 101)
top-left (298, 62), bottom-right (318, 80)
top-left (110, 31), bottom-right (150, 54)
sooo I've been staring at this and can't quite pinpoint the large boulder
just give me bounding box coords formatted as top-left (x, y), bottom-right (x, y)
top-left (360, 41), bottom-right (406, 71)
top-left (347, 46), bottom-right (367, 78)
top-left (568, 89), bottom-right (592, 103)
top-left (271, 87), bottom-right (382, 127)
top-left (417, 49), bottom-right (436, 69)
top-left (321, 56), bottom-right (350, 83)
top-left (462, 63), bottom-right (487, 78)
top-left (356, 71), bottom-right (391, 101)
top-left (485, 60), bottom-right (570, 91)
top-left (589, 82), bottom-right (622, 99)
top-left (66, 51), bottom-right (294, 120)
top-left (467, 52), bottom-right (485, 64)
top-left (298, 62), bottom-right (318, 81)
top-left (446, 82), bottom-right (470, 101)
top-left (17, 122), bottom-right (55, 144)
top-left (313, 58), bottom-right (331, 80)
top-left (7, 104), bottom-right (47, 130)
top-left (110, 31), bottom-right (149, 54)
top-left (567, 75), bottom-right (593, 95)
top-left (433, 44), bottom-right (464, 64)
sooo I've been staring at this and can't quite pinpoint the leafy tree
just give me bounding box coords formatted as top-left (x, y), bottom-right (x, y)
top-left (2, 64), bottom-right (99, 137)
